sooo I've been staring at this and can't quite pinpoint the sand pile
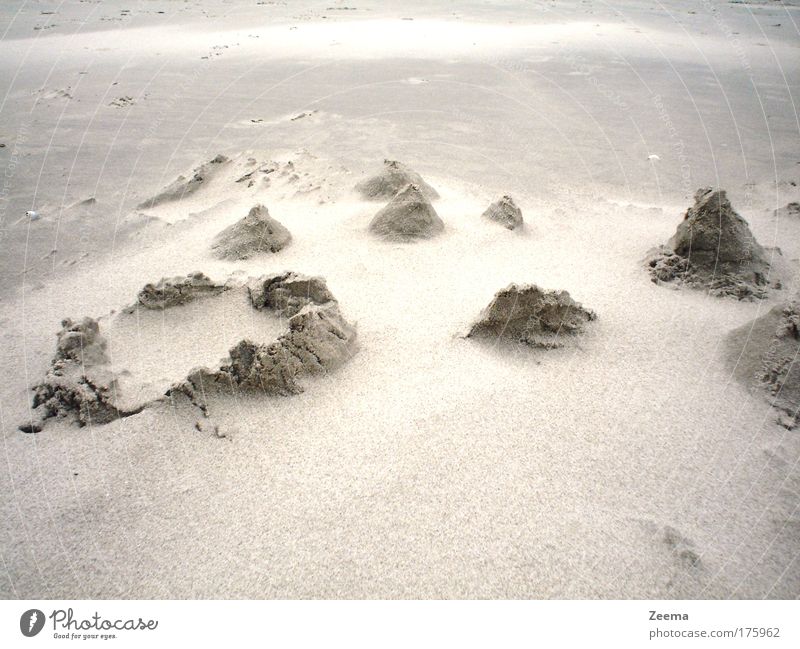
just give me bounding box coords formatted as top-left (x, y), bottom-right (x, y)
top-left (67, 197), bottom-right (98, 211)
top-left (727, 299), bottom-right (800, 429)
top-left (646, 188), bottom-right (772, 299)
top-left (176, 272), bottom-right (357, 403)
top-left (127, 271), bottom-right (226, 311)
top-left (369, 183), bottom-right (444, 240)
top-left (761, 302), bottom-right (800, 428)
top-left (247, 271), bottom-right (335, 315)
top-left (211, 204), bottom-right (291, 260)
top-left (137, 154), bottom-right (229, 209)
top-left (482, 195), bottom-right (523, 230)
top-left (355, 159), bottom-right (439, 201)
top-left (774, 202), bottom-right (800, 219)
top-left (468, 283), bottom-right (596, 348)
top-left (20, 318), bottom-right (142, 431)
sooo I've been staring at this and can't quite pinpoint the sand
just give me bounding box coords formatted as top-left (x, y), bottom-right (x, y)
top-left (481, 195), bottom-right (524, 231)
top-left (467, 283), bottom-right (596, 348)
top-left (646, 188), bottom-right (775, 299)
top-left (356, 160), bottom-right (440, 202)
top-left (1, 0), bottom-right (800, 600)
top-left (726, 298), bottom-right (800, 431)
top-left (368, 183), bottom-right (444, 240)
top-left (211, 205), bottom-right (292, 260)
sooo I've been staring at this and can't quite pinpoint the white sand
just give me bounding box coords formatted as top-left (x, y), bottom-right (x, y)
top-left (1, 0), bottom-right (799, 599)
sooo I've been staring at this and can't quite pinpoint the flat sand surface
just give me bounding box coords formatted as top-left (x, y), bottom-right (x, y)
top-left (1, 0), bottom-right (799, 598)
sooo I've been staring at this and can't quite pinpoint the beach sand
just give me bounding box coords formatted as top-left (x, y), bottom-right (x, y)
top-left (1, 0), bottom-right (799, 598)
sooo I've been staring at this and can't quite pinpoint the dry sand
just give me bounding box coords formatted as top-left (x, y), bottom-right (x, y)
top-left (1, 0), bottom-right (800, 599)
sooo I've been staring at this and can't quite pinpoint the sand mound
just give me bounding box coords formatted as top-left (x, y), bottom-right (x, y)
top-left (774, 202), bottom-right (800, 219)
top-left (68, 197), bottom-right (97, 209)
top-left (482, 195), bottom-right (523, 230)
top-left (174, 272), bottom-right (357, 403)
top-left (355, 160), bottom-right (439, 201)
top-left (726, 299), bottom-right (800, 429)
top-left (52, 316), bottom-right (109, 366)
top-left (761, 303), bottom-right (800, 427)
top-left (128, 271), bottom-right (226, 311)
top-left (467, 283), bottom-right (596, 348)
top-left (20, 318), bottom-right (143, 431)
top-left (247, 271), bottom-right (335, 315)
top-left (211, 204), bottom-right (291, 260)
top-left (368, 183), bottom-right (444, 240)
top-left (137, 154), bottom-right (229, 210)
top-left (646, 188), bottom-right (772, 299)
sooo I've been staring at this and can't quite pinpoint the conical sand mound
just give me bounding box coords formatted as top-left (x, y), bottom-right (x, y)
top-left (482, 195), bottom-right (523, 230)
top-left (368, 183), bottom-right (444, 240)
top-left (646, 188), bottom-right (772, 299)
top-left (468, 283), bottom-right (596, 348)
top-left (355, 160), bottom-right (439, 201)
top-left (211, 204), bottom-right (291, 260)
top-left (669, 188), bottom-right (766, 263)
